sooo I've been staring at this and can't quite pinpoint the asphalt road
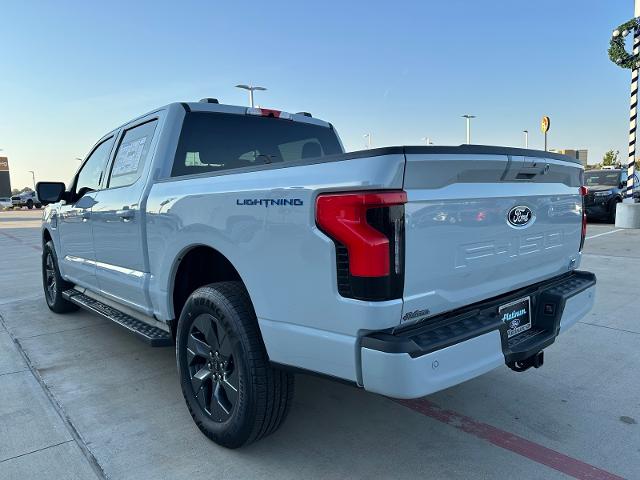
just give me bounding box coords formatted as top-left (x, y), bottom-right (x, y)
top-left (0, 210), bottom-right (638, 480)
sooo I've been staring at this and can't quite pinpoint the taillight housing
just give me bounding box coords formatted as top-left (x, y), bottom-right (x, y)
top-left (579, 186), bottom-right (588, 251)
top-left (316, 190), bottom-right (407, 301)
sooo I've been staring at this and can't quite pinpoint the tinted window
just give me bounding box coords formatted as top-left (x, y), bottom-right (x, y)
top-left (172, 112), bottom-right (343, 177)
top-left (584, 170), bottom-right (621, 187)
top-left (76, 137), bottom-right (115, 194)
top-left (108, 120), bottom-right (158, 188)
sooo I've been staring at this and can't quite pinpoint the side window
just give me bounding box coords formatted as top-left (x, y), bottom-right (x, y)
top-left (76, 137), bottom-right (115, 196)
top-left (108, 120), bottom-right (158, 189)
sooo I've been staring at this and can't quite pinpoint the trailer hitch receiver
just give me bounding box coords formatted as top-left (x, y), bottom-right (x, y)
top-left (507, 350), bottom-right (544, 372)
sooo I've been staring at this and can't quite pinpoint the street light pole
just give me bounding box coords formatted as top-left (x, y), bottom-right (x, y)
top-left (363, 133), bottom-right (372, 149)
top-left (235, 84), bottom-right (267, 108)
top-left (523, 130), bottom-right (529, 148)
top-left (28, 170), bottom-right (35, 190)
top-left (462, 115), bottom-right (476, 144)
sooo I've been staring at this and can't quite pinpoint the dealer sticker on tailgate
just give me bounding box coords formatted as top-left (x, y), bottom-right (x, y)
top-left (499, 296), bottom-right (532, 339)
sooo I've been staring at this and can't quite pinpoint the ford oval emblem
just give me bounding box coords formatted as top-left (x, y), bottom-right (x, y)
top-left (507, 206), bottom-right (534, 227)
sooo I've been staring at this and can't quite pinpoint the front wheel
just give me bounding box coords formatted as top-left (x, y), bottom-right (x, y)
top-left (42, 241), bottom-right (78, 313)
top-left (609, 199), bottom-right (622, 223)
top-left (176, 282), bottom-right (294, 448)
top-left (27, 200), bottom-right (33, 209)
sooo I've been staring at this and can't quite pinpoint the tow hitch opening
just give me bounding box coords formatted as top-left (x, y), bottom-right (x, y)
top-left (508, 350), bottom-right (544, 372)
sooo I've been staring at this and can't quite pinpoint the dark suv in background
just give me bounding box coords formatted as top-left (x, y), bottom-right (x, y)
top-left (584, 169), bottom-right (639, 222)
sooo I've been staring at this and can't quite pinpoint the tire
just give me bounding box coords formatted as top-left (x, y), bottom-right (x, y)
top-left (609, 199), bottom-right (621, 223)
top-left (42, 241), bottom-right (79, 313)
top-left (27, 200), bottom-right (33, 209)
top-left (176, 282), bottom-right (294, 448)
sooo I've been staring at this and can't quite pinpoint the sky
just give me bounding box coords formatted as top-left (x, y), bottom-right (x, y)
top-left (0, 0), bottom-right (636, 189)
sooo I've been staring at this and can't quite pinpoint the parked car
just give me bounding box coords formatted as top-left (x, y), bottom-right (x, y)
top-left (36, 99), bottom-right (596, 448)
top-left (584, 169), bottom-right (640, 222)
top-left (0, 197), bottom-right (12, 209)
top-left (11, 190), bottom-right (42, 209)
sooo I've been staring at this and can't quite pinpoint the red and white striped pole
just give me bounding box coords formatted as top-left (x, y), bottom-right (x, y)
top-left (627, 2), bottom-right (640, 203)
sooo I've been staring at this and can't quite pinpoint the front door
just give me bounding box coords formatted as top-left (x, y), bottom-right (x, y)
top-left (92, 118), bottom-right (159, 314)
top-left (58, 136), bottom-right (116, 290)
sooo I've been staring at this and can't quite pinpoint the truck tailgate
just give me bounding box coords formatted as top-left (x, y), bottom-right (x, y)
top-left (401, 150), bottom-right (583, 325)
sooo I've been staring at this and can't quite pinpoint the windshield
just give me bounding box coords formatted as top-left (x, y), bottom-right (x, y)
top-left (584, 171), bottom-right (620, 187)
top-left (172, 112), bottom-right (344, 177)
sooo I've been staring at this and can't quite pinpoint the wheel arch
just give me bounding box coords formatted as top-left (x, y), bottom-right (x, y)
top-left (168, 244), bottom-right (248, 337)
top-left (43, 228), bottom-right (53, 247)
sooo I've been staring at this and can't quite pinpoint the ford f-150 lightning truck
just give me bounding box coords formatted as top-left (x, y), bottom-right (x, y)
top-left (36, 99), bottom-right (596, 448)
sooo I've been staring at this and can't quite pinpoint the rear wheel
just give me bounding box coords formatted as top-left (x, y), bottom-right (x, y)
top-left (176, 282), bottom-right (294, 448)
top-left (42, 241), bottom-right (78, 313)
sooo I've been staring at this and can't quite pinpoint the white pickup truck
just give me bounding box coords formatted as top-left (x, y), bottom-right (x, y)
top-left (37, 99), bottom-right (596, 448)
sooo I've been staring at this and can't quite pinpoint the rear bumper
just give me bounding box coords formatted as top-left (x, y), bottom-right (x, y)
top-left (360, 271), bottom-right (596, 399)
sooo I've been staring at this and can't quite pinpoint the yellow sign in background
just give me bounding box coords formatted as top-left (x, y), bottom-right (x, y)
top-left (541, 116), bottom-right (551, 134)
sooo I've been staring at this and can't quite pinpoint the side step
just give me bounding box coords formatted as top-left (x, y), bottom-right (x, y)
top-left (62, 289), bottom-right (172, 347)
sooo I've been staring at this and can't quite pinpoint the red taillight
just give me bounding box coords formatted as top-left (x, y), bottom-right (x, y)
top-left (579, 186), bottom-right (587, 251)
top-left (316, 191), bottom-right (407, 277)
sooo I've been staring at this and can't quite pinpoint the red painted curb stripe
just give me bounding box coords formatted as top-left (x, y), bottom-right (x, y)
top-left (396, 398), bottom-right (625, 480)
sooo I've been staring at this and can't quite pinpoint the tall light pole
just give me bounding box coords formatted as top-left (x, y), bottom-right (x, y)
top-left (235, 84), bottom-right (267, 108)
top-left (422, 137), bottom-right (434, 145)
top-left (523, 130), bottom-right (529, 148)
top-left (363, 133), bottom-right (372, 149)
top-left (462, 115), bottom-right (476, 144)
top-left (28, 170), bottom-right (35, 190)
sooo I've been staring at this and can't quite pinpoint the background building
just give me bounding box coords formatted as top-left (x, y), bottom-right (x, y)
top-left (549, 149), bottom-right (588, 168)
top-left (0, 157), bottom-right (11, 198)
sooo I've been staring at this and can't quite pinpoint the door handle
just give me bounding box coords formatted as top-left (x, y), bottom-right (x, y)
top-left (116, 208), bottom-right (135, 220)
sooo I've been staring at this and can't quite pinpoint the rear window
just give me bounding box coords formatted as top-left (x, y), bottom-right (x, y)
top-left (171, 112), bottom-right (343, 177)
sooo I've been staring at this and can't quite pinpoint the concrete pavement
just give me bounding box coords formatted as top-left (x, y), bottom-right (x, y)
top-left (0, 210), bottom-right (638, 479)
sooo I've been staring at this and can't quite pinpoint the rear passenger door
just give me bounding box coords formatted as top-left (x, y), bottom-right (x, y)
top-left (91, 118), bottom-right (160, 314)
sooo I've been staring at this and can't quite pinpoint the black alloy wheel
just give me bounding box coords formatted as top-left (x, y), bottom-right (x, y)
top-left (187, 313), bottom-right (239, 422)
top-left (176, 282), bottom-right (294, 448)
top-left (44, 251), bottom-right (57, 303)
top-left (42, 240), bottom-right (78, 313)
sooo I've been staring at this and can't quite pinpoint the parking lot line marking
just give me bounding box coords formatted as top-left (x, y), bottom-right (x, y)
top-left (396, 398), bottom-right (624, 480)
top-left (586, 229), bottom-right (623, 240)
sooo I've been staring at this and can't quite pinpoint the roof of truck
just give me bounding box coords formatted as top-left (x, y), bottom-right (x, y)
top-left (105, 101), bottom-right (334, 140)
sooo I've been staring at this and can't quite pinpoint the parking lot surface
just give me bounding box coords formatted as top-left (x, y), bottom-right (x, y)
top-left (0, 209), bottom-right (638, 480)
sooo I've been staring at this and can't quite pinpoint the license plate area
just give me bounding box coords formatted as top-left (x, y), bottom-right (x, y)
top-left (499, 296), bottom-right (532, 339)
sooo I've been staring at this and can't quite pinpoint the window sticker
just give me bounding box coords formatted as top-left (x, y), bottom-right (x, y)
top-left (112, 137), bottom-right (147, 178)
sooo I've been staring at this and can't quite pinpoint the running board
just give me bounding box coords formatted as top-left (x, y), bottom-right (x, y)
top-left (62, 289), bottom-right (172, 347)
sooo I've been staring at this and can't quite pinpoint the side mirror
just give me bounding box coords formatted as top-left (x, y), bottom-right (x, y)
top-left (620, 182), bottom-right (625, 189)
top-left (36, 182), bottom-right (66, 205)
